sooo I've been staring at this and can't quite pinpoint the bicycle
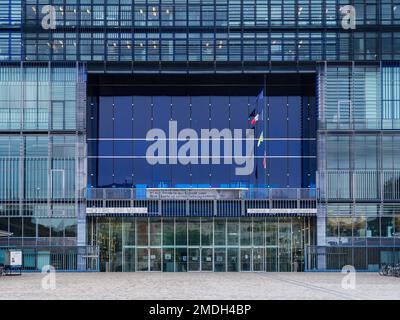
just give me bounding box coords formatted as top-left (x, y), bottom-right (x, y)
top-left (379, 264), bottom-right (389, 276)
top-left (393, 264), bottom-right (400, 278)
top-left (380, 263), bottom-right (400, 277)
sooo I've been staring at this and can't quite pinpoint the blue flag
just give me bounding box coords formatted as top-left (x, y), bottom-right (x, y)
top-left (256, 90), bottom-right (264, 102)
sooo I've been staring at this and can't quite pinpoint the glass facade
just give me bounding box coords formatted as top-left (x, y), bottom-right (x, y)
top-left (0, 0), bottom-right (399, 272)
top-left (0, 63), bottom-right (87, 255)
top-left (0, 1), bottom-right (397, 63)
top-left (316, 62), bottom-right (400, 270)
top-left (88, 217), bottom-right (314, 272)
top-left (87, 92), bottom-right (316, 189)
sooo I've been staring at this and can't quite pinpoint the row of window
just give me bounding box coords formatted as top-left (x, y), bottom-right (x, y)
top-left (0, 136), bottom-right (78, 157)
top-left (91, 216), bottom-right (308, 249)
top-left (320, 65), bottom-right (400, 130)
top-left (323, 135), bottom-right (400, 170)
top-left (22, 0), bottom-right (400, 27)
top-left (0, 66), bottom-right (83, 130)
top-left (0, 217), bottom-right (77, 238)
top-left (0, 204), bottom-right (78, 217)
top-left (326, 216), bottom-right (400, 239)
top-left (324, 204), bottom-right (400, 216)
top-left (19, 32), bottom-right (400, 62)
top-left (0, 136), bottom-right (83, 201)
top-left (0, 0), bottom-right (21, 26)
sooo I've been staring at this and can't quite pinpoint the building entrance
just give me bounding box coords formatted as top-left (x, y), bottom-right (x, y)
top-left (89, 217), bottom-right (315, 272)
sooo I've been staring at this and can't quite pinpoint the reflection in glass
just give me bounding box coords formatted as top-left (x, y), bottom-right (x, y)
top-left (150, 248), bottom-right (161, 271)
top-left (137, 248), bottom-right (149, 271)
top-left (214, 248), bottom-right (226, 272)
top-left (227, 220), bottom-right (239, 245)
top-left (137, 218), bottom-right (148, 246)
top-left (227, 248), bottom-right (239, 272)
top-left (176, 248), bottom-right (187, 272)
top-left (175, 219), bottom-right (187, 246)
top-left (214, 219), bottom-right (226, 245)
top-left (91, 217), bottom-right (312, 272)
top-left (188, 219), bottom-right (200, 246)
top-left (201, 248), bottom-right (213, 271)
top-left (188, 248), bottom-right (200, 271)
top-left (163, 248), bottom-right (175, 272)
top-left (150, 219), bottom-right (161, 246)
top-left (240, 248), bottom-right (251, 271)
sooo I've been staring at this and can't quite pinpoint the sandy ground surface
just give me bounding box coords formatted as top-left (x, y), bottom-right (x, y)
top-left (0, 272), bottom-right (399, 300)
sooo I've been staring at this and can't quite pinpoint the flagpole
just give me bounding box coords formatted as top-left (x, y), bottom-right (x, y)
top-left (264, 74), bottom-right (267, 190)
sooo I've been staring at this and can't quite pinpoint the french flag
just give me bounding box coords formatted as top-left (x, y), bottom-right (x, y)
top-left (251, 114), bottom-right (259, 125)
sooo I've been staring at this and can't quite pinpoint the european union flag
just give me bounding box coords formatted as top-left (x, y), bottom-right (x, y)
top-left (256, 90), bottom-right (264, 102)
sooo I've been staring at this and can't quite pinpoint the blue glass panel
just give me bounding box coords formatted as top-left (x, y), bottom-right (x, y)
top-left (98, 97), bottom-right (114, 138)
top-left (268, 96), bottom-right (287, 138)
top-left (133, 158), bottom-right (150, 186)
top-left (288, 96), bottom-right (301, 137)
top-left (190, 96), bottom-right (210, 186)
top-left (114, 96), bottom-right (133, 138)
top-left (171, 97), bottom-right (191, 187)
top-left (133, 96), bottom-right (152, 138)
top-left (152, 96), bottom-right (171, 186)
top-left (210, 96), bottom-right (230, 187)
top-left (114, 159), bottom-right (133, 186)
top-left (98, 158), bottom-right (113, 187)
top-left (288, 159), bottom-right (301, 187)
top-left (268, 158), bottom-right (287, 188)
top-left (94, 93), bottom-right (316, 188)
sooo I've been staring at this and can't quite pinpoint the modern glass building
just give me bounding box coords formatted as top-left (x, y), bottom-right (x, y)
top-left (0, 0), bottom-right (399, 272)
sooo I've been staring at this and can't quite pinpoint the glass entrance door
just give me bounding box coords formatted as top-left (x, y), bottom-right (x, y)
top-left (188, 248), bottom-right (200, 271)
top-left (227, 248), bottom-right (239, 271)
top-left (137, 248), bottom-right (149, 271)
top-left (201, 248), bottom-right (213, 271)
top-left (214, 248), bottom-right (226, 272)
top-left (150, 248), bottom-right (161, 271)
top-left (279, 219), bottom-right (292, 272)
top-left (122, 246), bottom-right (135, 272)
top-left (253, 248), bottom-right (264, 271)
top-left (163, 248), bottom-right (175, 272)
top-left (240, 248), bottom-right (251, 271)
top-left (176, 248), bottom-right (188, 272)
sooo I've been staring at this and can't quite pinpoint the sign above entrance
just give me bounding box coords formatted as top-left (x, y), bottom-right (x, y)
top-left (86, 207), bottom-right (148, 214)
top-left (247, 208), bottom-right (317, 216)
top-left (146, 189), bottom-right (244, 200)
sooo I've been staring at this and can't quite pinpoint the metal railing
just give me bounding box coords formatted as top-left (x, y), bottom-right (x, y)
top-left (0, 246), bottom-right (99, 272)
top-left (305, 245), bottom-right (400, 272)
top-left (87, 187), bottom-right (317, 201)
top-left (318, 170), bottom-right (400, 201)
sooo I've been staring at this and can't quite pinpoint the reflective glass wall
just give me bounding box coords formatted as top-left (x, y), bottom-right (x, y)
top-left (317, 62), bottom-right (400, 270)
top-left (88, 217), bottom-right (314, 272)
top-left (0, 63), bottom-right (86, 248)
top-left (87, 74), bottom-right (316, 189)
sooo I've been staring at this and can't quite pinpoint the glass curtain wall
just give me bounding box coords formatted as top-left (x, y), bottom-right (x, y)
top-left (88, 94), bottom-right (316, 189)
top-left (0, 63), bottom-right (86, 248)
top-left (18, 1), bottom-right (400, 62)
top-left (88, 217), bottom-right (313, 272)
top-left (317, 62), bottom-right (400, 270)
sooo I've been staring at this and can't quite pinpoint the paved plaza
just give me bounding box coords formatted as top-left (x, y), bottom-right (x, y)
top-left (0, 272), bottom-right (399, 300)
